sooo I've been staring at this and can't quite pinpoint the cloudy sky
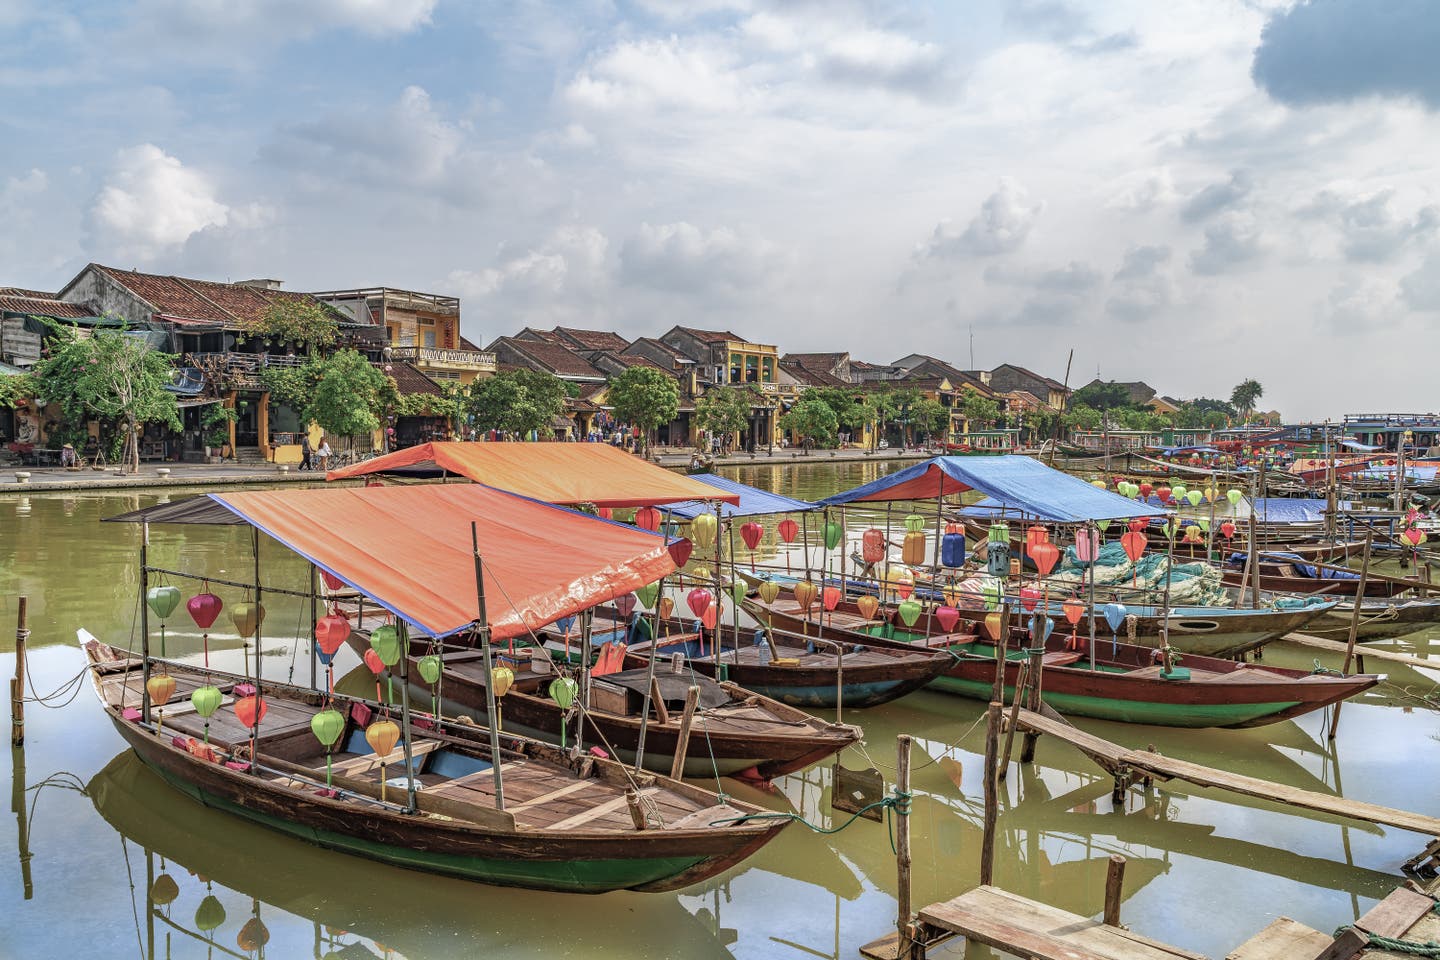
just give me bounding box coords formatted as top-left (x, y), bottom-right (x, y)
top-left (3, 0), bottom-right (1437, 417)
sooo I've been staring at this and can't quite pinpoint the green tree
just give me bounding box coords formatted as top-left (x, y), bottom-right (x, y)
top-left (244, 298), bottom-right (340, 351)
top-left (467, 369), bottom-right (569, 438)
top-left (1229, 379), bottom-right (1264, 422)
top-left (1063, 404), bottom-right (1103, 432)
top-left (808, 386), bottom-right (881, 446)
top-left (961, 391), bottom-right (1000, 431)
top-left (695, 385), bottom-right (753, 449)
top-left (780, 395), bottom-right (839, 450)
top-left (30, 322), bottom-right (182, 472)
top-left (910, 397), bottom-right (951, 442)
top-left (0, 372), bottom-right (37, 410)
top-left (606, 366), bottom-right (680, 456)
top-left (1070, 381), bottom-right (1132, 411)
top-left (259, 358), bottom-right (323, 411)
top-left (303, 349), bottom-right (389, 445)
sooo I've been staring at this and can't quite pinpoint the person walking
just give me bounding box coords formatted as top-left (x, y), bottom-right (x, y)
top-left (300, 434), bottom-right (313, 471)
top-left (317, 437), bottom-right (333, 471)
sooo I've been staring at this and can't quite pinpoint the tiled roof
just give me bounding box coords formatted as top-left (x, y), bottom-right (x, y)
top-left (515, 327), bottom-right (564, 344)
top-left (677, 325), bottom-right (744, 343)
top-left (377, 360), bottom-right (442, 396)
top-left (626, 337), bottom-right (690, 362)
top-left (0, 294), bottom-right (91, 319)
top-left (1004, 390), bottom-right (1046, 407)
top-left (90, 264), bottom-right (323, 329)
top-left (492, 337), bottom-right (605, 379)
top-left (458, 334), bottom-right (486, 352)
top-left (784, 352), bottom-right (848, 366)
top-left (553, 326), bottom-right (630, 352)
top-left (780, 362), bottom-right (847, 387)
top-left (0, 287), bottom-right (59, 300)
top-left (997, 363), bottom-right (1068, 392)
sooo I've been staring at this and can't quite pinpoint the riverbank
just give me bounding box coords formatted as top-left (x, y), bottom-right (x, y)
top-left (0, 446), bottom-right (931, 494)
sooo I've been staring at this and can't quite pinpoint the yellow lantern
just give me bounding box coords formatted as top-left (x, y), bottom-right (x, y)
top-left (793, 581), bottom-right (819, 610)
top-left (983, 612), bottom-right (1004, 642)
top-left (492, 666), bottom-right (515, 730)
top-left (691, 514), bottom-right (717, 549)
top-left (365, 718), bottom-right (402, 801)
top-left (758, 580), bottom-right (782, 605)
top-left (856, 595), bottom-right (880, 620)
top-left (146, 674), bottom-right (176, 707)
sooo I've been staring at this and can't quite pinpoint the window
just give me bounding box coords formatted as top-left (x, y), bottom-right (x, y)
top-left (423, 329), bottom-right (437, 348)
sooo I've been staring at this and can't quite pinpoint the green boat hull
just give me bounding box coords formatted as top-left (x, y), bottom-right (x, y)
top-left (149, 762), bottom-right (708, 893)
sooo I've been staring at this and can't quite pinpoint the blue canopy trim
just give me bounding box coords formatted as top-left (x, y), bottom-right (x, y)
top-left (663, 472), bottom-right (816, 520)
top-left (819, 455), bottom-right (1170, 523)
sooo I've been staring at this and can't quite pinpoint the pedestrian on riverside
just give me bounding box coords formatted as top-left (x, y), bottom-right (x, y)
top-left (300, 434), bottom-right (313, 471)
top-left (317, 437), bottom-right (333, 470)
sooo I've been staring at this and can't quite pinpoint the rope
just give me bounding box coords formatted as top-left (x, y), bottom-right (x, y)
top-left (24, 666), bottom-right (90, 708)
top-left (1333, 902), bottom-right (1440, 956)
top-left (709, 785), bottom-right (914, 852)
top-left (852, 710), bottom-right (988, 774)
top-left (1311, 660), bottom-right (1345, 677)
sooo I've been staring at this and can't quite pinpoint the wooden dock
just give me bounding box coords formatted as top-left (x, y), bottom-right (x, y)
top-left (1283, 631), bottom-right (1440, 672)
top-left (1007, 707), bottom-right (1440, 840)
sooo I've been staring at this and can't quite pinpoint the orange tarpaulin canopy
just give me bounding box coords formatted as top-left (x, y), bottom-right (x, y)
top-left (209, 485), bottom-right (676, 639)
top-left (326, 442), bottom-right (738, 508)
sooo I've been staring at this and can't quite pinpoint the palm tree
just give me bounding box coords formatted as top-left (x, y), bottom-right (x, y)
top-left (1230, 379), bottom-right (1264, 422)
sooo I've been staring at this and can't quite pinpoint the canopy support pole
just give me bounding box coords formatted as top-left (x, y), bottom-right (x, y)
top-left (577, 609), bottom-right (593, 755)
top-left (251, 526), bottom-right (263, 767)
top-left (1087, 521), bottom-right (1098, 672)
top-left (140, 527), bottom-right (152, 725)
top-left (470, 523), bottom-right (505, 811)
top-left (635, 576), bottom-right (666, 774)
top-left (308, 565), bottom-right (318, 691)
top-left (398, 619), bottom-right (418, 813)
top-left (713, 501), bottom-right (724, 676)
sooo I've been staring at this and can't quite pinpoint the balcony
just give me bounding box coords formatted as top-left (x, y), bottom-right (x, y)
top-left (387, 345), bottom-right (497, 371)
top-left (187, 352), bottom-right (306, 388)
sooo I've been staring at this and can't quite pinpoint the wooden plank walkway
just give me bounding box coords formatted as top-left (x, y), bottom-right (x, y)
top-left (1284, 632), bottom-right (1440, 671)
top-left (915, 886), bottom-right (1205, 960)
top-left (1010, 709), bottom-right (1440, 838)
top-left (1225, 918), bottom-right (1330, 960)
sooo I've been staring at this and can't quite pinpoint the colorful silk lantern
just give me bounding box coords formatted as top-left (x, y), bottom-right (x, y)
top-left (1090, 479), bottom-right (1107, 489)
top-left (363, 648), bottom-right (385, 675)
top-left (196, 895), bottom-right (226, 934)
top-left (1128, 519), bottom-right (1147, 533)
top-left (1120, 531), bottom-right (1147, 562)
top-left (941, 525), bottom-right (966, 567)
top-left (658, 596), bottom-right (675, 620)
top-left (187, 591), bottom-right (222, 628)
top-left (1030, 615), bottom-right (1054, 644)
top-left (597, 507), bottom-right (613, 520)
top-left (902, 531), bottom-right (926, 566)
top-left (550, 676), bottom-right (578, 708)
top-left (1405, 526), bottom-right (1426, 546)
top-left (1031, 541), bottom-right (1060, 577)
top-left (1074, 528), bottom-right (1100, 565)
top-left (793, 581), bottom-right (818, 609)
top-left (862, 528), bottom-right (887, 564)
top-left (636, 582), bottom-right (660, 609)
top-left (1226, 489), bottom-right (1243, 506)
top-left (315, 614), bottom-right (351, 656)
top-left (366, 718), bottom-right (401, 756)
top-left (634, 506), bottom-right (661, 531)
top-left (691, 514), bottom-right (718, 549)
top-left (235, 694), bottom-right (267, 729)
top-left (1156, 485), bottom-right (1172, 504)
top-left (1171, 484), bottom-right (1188, 503)
top-left (691, 565), bottom-right (711, 583)
top-left (321, 570), bottom-right (345, 591)
top-left (987, 521), bottom-right (1010, 544)
top-left (1138, 483), bottom-right (1153, 499)
top-left (1186, 490), bottom-right (1203, 507)
top-left (311, 707), bottom-right (345, 785)
top-left (904, 514), bottom-right (925, 533)
top-left (1102, 602), bottom-right (1127, 633)
top-left (856, 594), bottom-right (881, 619)
top-left (1025, 525), bottom-right (1049, 549)
top-left (146, 585), bottom-right (181, 620)
top-left (731, 580), bottom-right (747, 606)
top-left (686, 588), bottom-right (712, 618)
top-left (149, 873), bottom-right (179, 907)
top-left (191, 685), bottom-right (222, 743)
top-left (759, 580), bottom-right (782, 605)
top-left (824, 520), bottom-right (843, 550)
top-left (614, 593), bottom-right (638, 619)
top-left (1182, 524), bottom-right (1204, 544)
top-left (777, 518), bottom-right (799, 543)
top-left (238, 918), bottom-right (271, 952)
top-left (370, 625), bottom-right (401, 666)
top-left (418, 654), bottom-right (442, 685)
top-left (935, 605), bottom-right (960, 632)
top-left (983, 611), bottom-right (1004, 641)
top-left (1096, 519), bottom-right (1111, 533)
top-left (1019, 585), bottom-right (1041, 612)
top-left (822, 586), bottom-right (842, 611)
top-left (230, 601), bottom-right (266, 639)
top-left (1220, 520), bottom-right (1237, 539)
top-left (667, 538), bottom-right (694, 567)
top-left (1063, 597), bottom-right (1084, 625)
top-left (897, 599), bottom-right (922, 627)
top-left (700, 605), bottom-right (719, 629)
top-left (740, 521), bottom-right (763, 551)
top-left (986, 539), bottom-right (1011, 577)
top-left (146, 673), bottom-right (176, 706)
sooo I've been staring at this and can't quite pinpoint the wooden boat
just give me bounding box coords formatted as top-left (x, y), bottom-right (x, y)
top-left (960, 517), bottom-right (1366, 564)
top-left (546, 607), bottom-right (953, 709)
top-left (357, 631), bottom-right (861, 780)
top-left (1293, 597), bottom-right (1440, 642)
top-left (1219, 553), bottom-right (1406, 598)
top-left (738, 574), bottom-right (1335, 658)
top-left (81, 635), bottom-right (789, 894)
top-left (738, 598), bottom-right (1379, 728)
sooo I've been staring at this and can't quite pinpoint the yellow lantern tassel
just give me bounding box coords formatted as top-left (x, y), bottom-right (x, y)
top-left (154, 708), bottom-right (164, 739)
top-left (380, 760), bottom-right (387, 803)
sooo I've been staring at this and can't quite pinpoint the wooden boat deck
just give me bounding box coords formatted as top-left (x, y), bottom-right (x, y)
top-left (631, 637), bottom-right (907, 668)
top-left (1009, 708), bottom-right (1440, 838)
top-left (94, 660), bottom-right (744, 834)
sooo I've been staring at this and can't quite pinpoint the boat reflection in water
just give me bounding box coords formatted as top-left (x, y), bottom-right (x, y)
top-left (86, 751), bottom-right (740, 960)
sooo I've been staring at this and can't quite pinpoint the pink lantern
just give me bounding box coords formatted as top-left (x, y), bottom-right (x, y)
top-left (935, 606), bottom-right (960, 632)
top-left (1074, 528), bottom-right (1100, 564)
top-left (634, 506), bottom-right (661, 531)
top-left (740, 522), bottom-right (764, 551)
top-left (363, 649), bottom-right (385, 675)
top-left (667, 538), bottom-right (694, 567)
top-left (686, 588), bottom-right (712, 619)
top-left (187, 592), bottom-right (223, 629)
top-left (1405, 526), bottom-right (1424, 546)
top-left (615, 593), bottom-right (638, 618)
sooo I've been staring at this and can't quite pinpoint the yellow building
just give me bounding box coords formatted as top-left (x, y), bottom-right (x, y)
top-left (315, 287), bottom-right (496, 384)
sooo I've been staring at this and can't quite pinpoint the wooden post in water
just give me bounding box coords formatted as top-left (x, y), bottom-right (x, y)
top-left (670, 684), bottom-right (701, 780)
top-left (11, 596), bottom-right (27, 746)
top-left (980, 700), bottom-right (1002, 886)
top-left (1019, 613), bottom-right (1045, 764)
top-left (996, 661), bottom-right (1030, 781)
top-left (1330, 531), bottom-right (1373, 740)
top-left (990, 604), bottom-right (1012, 705)
top-left (895, 733), bottom-right (914, 960)
top-left (1103, 854), bottom-right (1127, 926)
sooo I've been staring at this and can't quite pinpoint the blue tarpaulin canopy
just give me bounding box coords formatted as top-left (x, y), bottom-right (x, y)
top-left (819, 455), bottom-right (1170, 523)
top-left (663, 472), bottom-right (816, 520)
top-left (1252, 497), bottom-right (1347, 523)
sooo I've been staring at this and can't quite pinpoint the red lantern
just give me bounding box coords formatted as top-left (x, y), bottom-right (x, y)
top-left (187, 593), bottom-right (223, 629)
top-left (234, 695), bottom-right (267, 729)
top-left (862, 529), bottom-right (886, 564)
top-left (1020, 585), bottom-right (1041, 612)
top-left (667, 538), bottom-right (694, 567)
top-left (1220, 521), bottom-right (1237, 540)
top-left (363, 649), bottom-right (385, 675)
top-left (1120, 531), bottom-right (1147, 562)
top-left (1156, 485), bottom-right (1172, 503)
top-left (320, 571), bottom-right (345, 592)
top-left (1031, 541), bottom-right (1060, 577)
top-left (597, 507), bottom-right (613, 520)
top-left (945, 522), bottom-right (964, 535)
top-left (740, 521), bottom-right (763, 551)
top-left (1128, 519), bottom-right (1147, 533)
top-left (634, 506), bottom-right (661, 531)
top-left (935, 605), bottom-right (960, 632)
top-left (686, 588), bottom-right (712, 618)
top-left (1025, 525), bottom-right (1049, 550)
top-left (700, 605), bottom-right (718, 629)
top-left (1063, 597), bottom-right (1084, 625)
top-left (1138, 483), bottom-right (1153, 499)
top-left (1405, 526), bottom-right (1424, 546)
top-left (777, 518), bottom-right (799, 543)
top-left (895, 580), bottom-right (914, 600)
top-left (315, 614), bottom-right (351, 656)
top-left (822, 586), bottom-right (842, 611)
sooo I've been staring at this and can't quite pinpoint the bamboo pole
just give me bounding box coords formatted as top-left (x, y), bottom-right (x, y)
top-left (895, 733), bottom-right (913, 960)
top-left (250, 527), bottom-right (262, 766)
top-left (635, 577), bottom-right (665, 773)
top-left (471, 524), bottom-right (505, 810)
top-left (996, 661), bottom-right (1030, 781)
top-left (990, 604), bottom-right (1012, 704)
top-left (669, 685), bottom-right (701, 780)
top-left (980, 700), bottom-right (1002, 886)
top-left (1246, 477), bottom-right (1261, 609)
top-left (1019, 611), bottom-right (1045, 764)
top-left (140, 533), bottom-right (152, 725)
top-left (398, 619), bottom-right (417, 812)
top-left (308, 564), bottom-right (318, 690)
top-left (1330, 531), bottom-right (1373, 740)
top-left (10, 596), bottom-right (27, 746)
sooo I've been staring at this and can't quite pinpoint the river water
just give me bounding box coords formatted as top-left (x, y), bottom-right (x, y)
top-left (2, 461), bottom-right (1439, 959)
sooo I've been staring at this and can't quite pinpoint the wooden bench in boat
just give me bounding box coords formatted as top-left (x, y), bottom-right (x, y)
top-left (330, 739), bottom-right (444, 777)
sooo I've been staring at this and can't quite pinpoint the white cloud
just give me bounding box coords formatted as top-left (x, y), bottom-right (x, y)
top-left (1105, 168), bottom-right (1177, 213)
top-left (620, 221), bottom-right (779, 296)
top-left (133, 0), bottom-right (435, 41)
top-left (1188, 212), bottom-right (1267, 275)
top-left (87, 144), bottom-right (235, 260)
top-left (1324, 278), bottom-right (1395, 334)
top-left (446, 226), bottom-right (613, 326)
top-left (916, 179), bottom-right (1043, 260)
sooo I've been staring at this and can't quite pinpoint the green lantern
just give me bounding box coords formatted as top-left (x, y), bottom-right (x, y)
top-left (903, 514), bottom-right (925, 533)
top-left (636, 582), bottom-right (660, 609)
top-left (190, 685), bottom-right (222, 743)
top-left (987, 522), bottom-right (1009, 544)
top-left (898, 599), bottom-right (922, 627)
top-left (311, 707), bottom-right (346, 787)
top-left (823, 521), bottom-right (843, 550)
top-left (550, 676), bottom-right (579, 748)
top-left (195, 894), bottom-right (226, 933)
top-left (146, 585), bottom-right (181, 620)
top-left (369, 625), bottom-right (402, 666)
top-left (1226, 488), bottom-right (1243, 506)
top-left (731, 580), bottom-right (747, 606)
top-left (418, 654), bottom-right (442, 685)
top-left (1186, 490), bottom-right (1203, 507)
